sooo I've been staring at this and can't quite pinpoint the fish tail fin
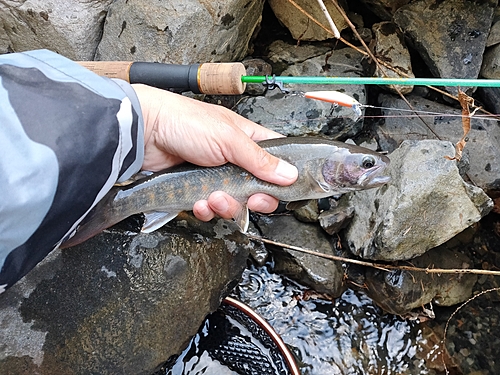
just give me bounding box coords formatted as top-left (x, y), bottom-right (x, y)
top-left (60, 191), bottom-right (120, 249)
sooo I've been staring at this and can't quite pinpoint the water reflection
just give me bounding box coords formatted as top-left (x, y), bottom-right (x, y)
top-left (233, 264), bottom-right (428, 375)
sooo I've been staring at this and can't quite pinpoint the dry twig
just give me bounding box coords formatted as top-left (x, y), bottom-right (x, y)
top-left (247, 234), bottom-right (500, 277)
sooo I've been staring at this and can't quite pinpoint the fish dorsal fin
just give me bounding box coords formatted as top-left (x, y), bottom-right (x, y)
top-left (233, 203), bottom-right (250, 233)
top-left (142, 211), bottom-right (179, 233)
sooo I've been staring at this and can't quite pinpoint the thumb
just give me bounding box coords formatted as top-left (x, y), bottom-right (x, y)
top-left (225, 138), bottom-right (298, 186)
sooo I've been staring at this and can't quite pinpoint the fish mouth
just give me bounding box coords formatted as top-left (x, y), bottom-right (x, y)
top-left (359, 165), bottom-right (391, 187)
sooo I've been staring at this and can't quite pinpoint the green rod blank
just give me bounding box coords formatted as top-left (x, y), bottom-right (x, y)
top-left (241, 75), bottom-right (500, 87)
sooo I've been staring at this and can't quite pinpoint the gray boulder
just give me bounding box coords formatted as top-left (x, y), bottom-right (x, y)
top-left (0, 0), bottom-right (112, 59)
top-left (376, 93), bottom-right (500, 194)
top-left (96, 0), bottom-right (264, 63)
top-left (0, 214), bottom-right (251, 375)
top-left (394, 0), bottom-right (495, 94)
top-left (365, 247), bottom-right (477, 315)
top-left (255, 215), bottom-right (346, 298)
top-left (346, 140), bottom-right (493, 261)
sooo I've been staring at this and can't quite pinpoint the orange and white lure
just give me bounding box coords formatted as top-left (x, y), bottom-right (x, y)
top-left (304, 91), bottom-right (362, 117)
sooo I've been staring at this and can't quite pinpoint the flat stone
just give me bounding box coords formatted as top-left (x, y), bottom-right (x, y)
top-left (481, 43), bottom-right (500, 79)
top-left (486, 20), bottom-right (500, 47)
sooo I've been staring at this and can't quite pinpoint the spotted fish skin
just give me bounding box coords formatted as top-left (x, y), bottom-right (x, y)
top-left (62, 137), bottom-right (390, 247)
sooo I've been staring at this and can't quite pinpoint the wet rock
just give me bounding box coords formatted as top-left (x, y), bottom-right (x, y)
top-left (267, 0), bottom-right (348, 41)
top-left (346, 140), bottom-right (493, 261)
top-left (96, 0), bottom-right (264, 63)
top-left (372, 21), bottom-right (414, 95)
top-left (365, 247), bottom-right (477, 315)
top-left (375, 93), bottom-right (500, 194)
top-left (292, 199), bottom-right (320, 223)
top-left (255, 214), bottom-right (346, 297)
top-left (318, 197), bottom-right (354, 235)
top-left (415, 325), bottom-right (460, 373)
top-left (394, 0), bottom-right (495, 95)
top-left (0, 0), bottom-right (112, 59)
top-left (0, 214), bottom-right (251, 375)
top-left (235, 46), bottom-right (366, 139)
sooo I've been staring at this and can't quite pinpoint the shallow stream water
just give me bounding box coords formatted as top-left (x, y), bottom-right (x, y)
top-left (234, 263), bottom-right (426, 375)
top-left (151, 200), bottom-right (500, 375)
top-left (163, 251), bottom-right (500, 375)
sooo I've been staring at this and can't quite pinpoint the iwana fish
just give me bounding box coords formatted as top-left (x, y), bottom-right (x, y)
top-left (62, 137), bottom-right (390, 247)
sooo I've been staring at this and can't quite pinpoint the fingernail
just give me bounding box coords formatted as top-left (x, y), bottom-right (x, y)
top-left (275, 160), bottom-right (298, 182)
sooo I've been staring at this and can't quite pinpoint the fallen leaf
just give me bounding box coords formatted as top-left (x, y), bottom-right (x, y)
top-left (445, 89), bottom-right (477, 161)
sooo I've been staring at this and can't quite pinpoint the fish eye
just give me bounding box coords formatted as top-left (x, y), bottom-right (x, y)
top-left (362, 156), bottom-right (376, 169)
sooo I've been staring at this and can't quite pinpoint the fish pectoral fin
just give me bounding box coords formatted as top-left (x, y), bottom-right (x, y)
top-left (233, 203), bottom-right (250, 233)
top-left (307, 171), bottom-right (331, 193)
top-left (142, 211), bottom-right (179, 233)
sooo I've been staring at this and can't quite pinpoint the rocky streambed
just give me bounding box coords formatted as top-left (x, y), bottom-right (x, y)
top-left (1, 0), bottom-right (500, 374)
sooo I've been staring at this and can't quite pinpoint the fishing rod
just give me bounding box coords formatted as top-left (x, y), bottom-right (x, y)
top-left (79, 60), bottom-right (500, 95)
top-left (242, 75), bottom-right (500, 88)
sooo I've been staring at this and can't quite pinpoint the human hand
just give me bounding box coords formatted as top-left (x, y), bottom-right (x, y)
top-left (132, 84), bottom-right (298, 222)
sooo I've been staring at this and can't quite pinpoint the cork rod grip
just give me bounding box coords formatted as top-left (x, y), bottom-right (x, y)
top-left (77, 61), bottom-right (133, 81)
top-left (198, 63), bottom-right (247, 95)
top-left (77, 61), bottom-right (247, 95)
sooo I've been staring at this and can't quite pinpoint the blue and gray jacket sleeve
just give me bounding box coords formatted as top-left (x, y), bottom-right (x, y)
top-left (0, 50), bottom-right (145, 293)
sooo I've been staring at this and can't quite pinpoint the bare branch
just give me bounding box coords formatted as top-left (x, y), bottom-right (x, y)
top-left (247, 234), bottom-right (500, 277)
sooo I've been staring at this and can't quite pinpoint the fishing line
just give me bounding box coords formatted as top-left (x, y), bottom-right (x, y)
top-left (276, 91), bottom-right (500, 122)
top-left (257, 108), bottom-right (500, 128)
top-left (361, 104), bottom-right (500, 122)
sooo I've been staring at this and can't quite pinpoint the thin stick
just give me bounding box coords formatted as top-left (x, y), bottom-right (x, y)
top-left (247, 234), bottom-right (500, 277)
top-left (316, 0), bottom-right (341, 38)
